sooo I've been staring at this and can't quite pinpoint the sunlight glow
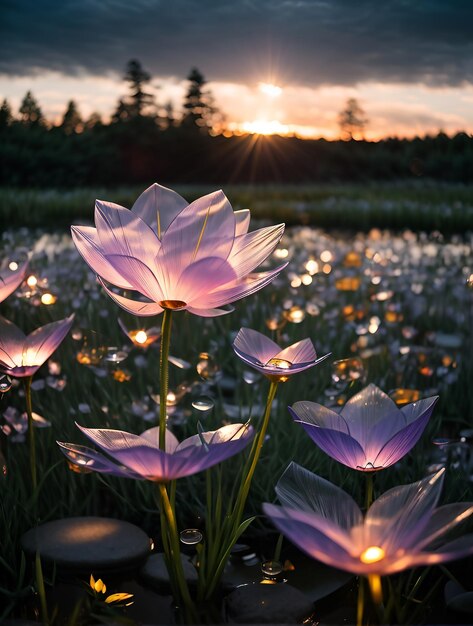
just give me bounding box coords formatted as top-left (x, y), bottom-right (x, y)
top-left (240, 119), bottom-right (290, 136)
top-left (259, 82), bottom-right (282, 98)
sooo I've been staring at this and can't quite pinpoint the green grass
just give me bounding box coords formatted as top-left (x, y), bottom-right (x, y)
top-left (2, 181), bottom-right (473, 231)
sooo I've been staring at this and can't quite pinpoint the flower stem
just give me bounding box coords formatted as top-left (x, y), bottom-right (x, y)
top-left (357, 576), bottom-right (365, 626)
top-left (159, 309), bottom-right (173, 449)
top-left (24, 376), bottom-right (37, 491)
top-left (365, 472), bottom-right (374, 511)
top-left (158, 483), bottom-right (196, 621)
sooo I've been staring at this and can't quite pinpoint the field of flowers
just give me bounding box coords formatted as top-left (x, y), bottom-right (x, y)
top-left (0, 186), bottom-right (472, 624)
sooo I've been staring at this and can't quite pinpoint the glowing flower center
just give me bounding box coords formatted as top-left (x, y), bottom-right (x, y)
top-left (266, 358), bottom-right (292, 370)
top-left (159, 300), bottom-right (187, 310)
top-left (360, 546), bottom-right (385, 564)
top-left (134, 330), bottom-right (148, 344)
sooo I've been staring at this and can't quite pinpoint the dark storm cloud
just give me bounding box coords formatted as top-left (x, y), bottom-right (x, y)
top-left (1, 0), bottom-right (473, 87)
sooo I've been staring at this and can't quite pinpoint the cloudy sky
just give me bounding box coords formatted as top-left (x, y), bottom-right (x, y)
top-left (2, 0), bottom-right (473, 138)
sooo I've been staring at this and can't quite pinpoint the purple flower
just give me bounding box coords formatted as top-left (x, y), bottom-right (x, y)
top-left (0, 259), bottom-right (28, 303)
top-left (289, 384), bottom-right (437, 471)
top-left (264, 462), bottom-right (473, 576)
top-left (232, 327), bottom-right (330, 383)
top-left (0, 314), bottom-right (74, 378)
top-left (57, 422), bottom-right (254, 482)
top-left (71, 183), bottom-right (287, 318)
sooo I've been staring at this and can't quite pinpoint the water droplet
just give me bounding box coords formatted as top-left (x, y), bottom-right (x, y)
top-left (0, 374), bottom-right (12, 393)
top-left (192, 397), bottom-right (214, 412)
top-left (104, 348), bottom-right (128, 364)
top-left (243, 370), bottom-right (260, 385)
top-left (261, 560), bottom-right (283, 578)
top-left (196, 353), bottom-right (220, 380)
top-left (180, 528), bottom-right (203, 545)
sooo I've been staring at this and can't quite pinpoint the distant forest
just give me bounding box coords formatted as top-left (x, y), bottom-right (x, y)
top-left (1, 61), bottom-right (472, 187)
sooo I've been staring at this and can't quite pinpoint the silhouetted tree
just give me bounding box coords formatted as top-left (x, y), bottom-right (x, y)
top-left (19, 91), bottom-right (44, 126)
top-left (0, 99), bottom-right (12, 128)
top-left (338, 98), bottom-right (368, 140)
top-left (123, 59), bottom-right (155, 118)
top-left (61, 100), bottom-right (83, 134)
top-left (162, 100), bottom-right (175, 129)
top-left (181, 67), bottom-right (221, 133)
top-left (84, 112), bottom-right (103, 130)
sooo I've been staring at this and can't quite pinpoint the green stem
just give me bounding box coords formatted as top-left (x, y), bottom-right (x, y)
top-left (158, 483), bottom-right (196, 620)
top-left (365, 472), bottom-right (374, 511)
top-left (232, 380), bottom-right (279, 530)
top-left (357, 577), bottom-right (365, 626)
top-left (159, 309), bottom-right (173, 449)
top-left (24, 376), bottom-right (37, 491)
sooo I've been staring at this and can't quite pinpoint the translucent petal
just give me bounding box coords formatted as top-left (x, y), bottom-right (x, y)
top-left (233, 328), bottom-right (280, 366)
top-left (416, 503), bottom-right (473, 550)
top-left (341, 384), bottom-right (401, 449)
top-left (0, 259), bottom-right (28, 303)
top-left (95, 200), bottom-right (160, 264)
top-left (365, 470), bottom-right (445, 552)
top-left (400, 396), bottom-right (439, 425)
top-left (275, 462), bottom-right (362, 530)
top-left (104, 254), bottom-right (164, 303)
top-left (263, 503), bottom-right (355, 571)
top-left (140, 427), bottom-right (180, 453)
top-left (373, 409), bottom-right (433, 468)
top-left (194, 263), bottom-right (287, 309)
top-left (234, 209), bottom-right (250, 235)
top-left (56, 441), bottom-right (138, 477)
top-left (275, 338), bottom-right (317, 365)
top-left (131, 183), bottom-right (188, 236)
top-left (186, 305), bottom-right (234, 317)
top-left (71, 226), bottom-right (134, 289)
top-left (98, 279), bottom-right (164, 316)
top-left (157, 190), bottom-right (235, 289)
top-left (227, 223), bottom-right (285, 278)
top-left (0, 315), bottom-right (25, 367)
top-left (289, 401), bottom-right (350, 435)
top-left (23, 314), bottom-right (74, 368)
top-left (175, 257), bottom-right (236, 305)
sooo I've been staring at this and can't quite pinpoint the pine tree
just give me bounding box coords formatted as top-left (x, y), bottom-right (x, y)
top-left (19, 91), bottom-right (44, 126)
top-left (0, 98), bottom-right (12, 128)
top-left (181, 68), bottom-right (220, 133)
top-left (124, 59), bottom-right (155, 118)
top-left (61, 100), bottom-right (82, 134)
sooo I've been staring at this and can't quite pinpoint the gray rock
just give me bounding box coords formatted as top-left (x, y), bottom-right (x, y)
top-left (140, 552), bottom-right (198, 589)
top-left (21, 516), bottom-right (150, 572)
top-left (225, 582), bottom-right (314, 623)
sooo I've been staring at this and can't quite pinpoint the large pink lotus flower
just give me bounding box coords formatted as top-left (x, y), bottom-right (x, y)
top-left (289, 384), bottom-right (437, 471)
top-left (0, 259), bottom-right (28, 303)
top-left (71, 183), bottom-right (287, 317)
top-left (0, 314), bottom-right (74, 377)
top-left (264, 462), bottom-right (473, 576)
top-left (57, 422), bottom-right (254, 482)
top-left (232, 327), bottom-right (330, 382)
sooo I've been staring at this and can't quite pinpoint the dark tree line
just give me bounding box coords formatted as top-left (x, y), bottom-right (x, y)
top-left (1, 60), bottom-right (472, 187)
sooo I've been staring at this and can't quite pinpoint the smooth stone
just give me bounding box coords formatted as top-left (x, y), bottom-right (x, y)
top-left (225, 582), bottom-right (314, 623)
top-left (140, 552), bottom-right (198, 589)
top-left (21, 517), bottom-right (150, 572)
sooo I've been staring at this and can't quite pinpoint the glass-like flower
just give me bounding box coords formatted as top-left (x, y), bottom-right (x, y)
top-left (232, 327), bottom-right (330, 383)
top-left (264, 462), bottom-right (473, 576)
top-left (0, 259), bottom-right (28, 303)
top-left (0, 314), bottom-right (74, 378)
top-left (289, 383), bottom-right (437, 471)
top-left (71, 183), bottom-right (287, 317)
top-left (57, 422), bottom-right (253, 482)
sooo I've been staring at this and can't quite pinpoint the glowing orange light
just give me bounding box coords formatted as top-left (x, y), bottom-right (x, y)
top-left (360, 546), bottom-right (385, 564)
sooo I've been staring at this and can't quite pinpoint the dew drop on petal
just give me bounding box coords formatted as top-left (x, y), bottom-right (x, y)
top-left (192, 397), bottom-right (214, 412)
top-left (180, 528), bottom-right (203, 545)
